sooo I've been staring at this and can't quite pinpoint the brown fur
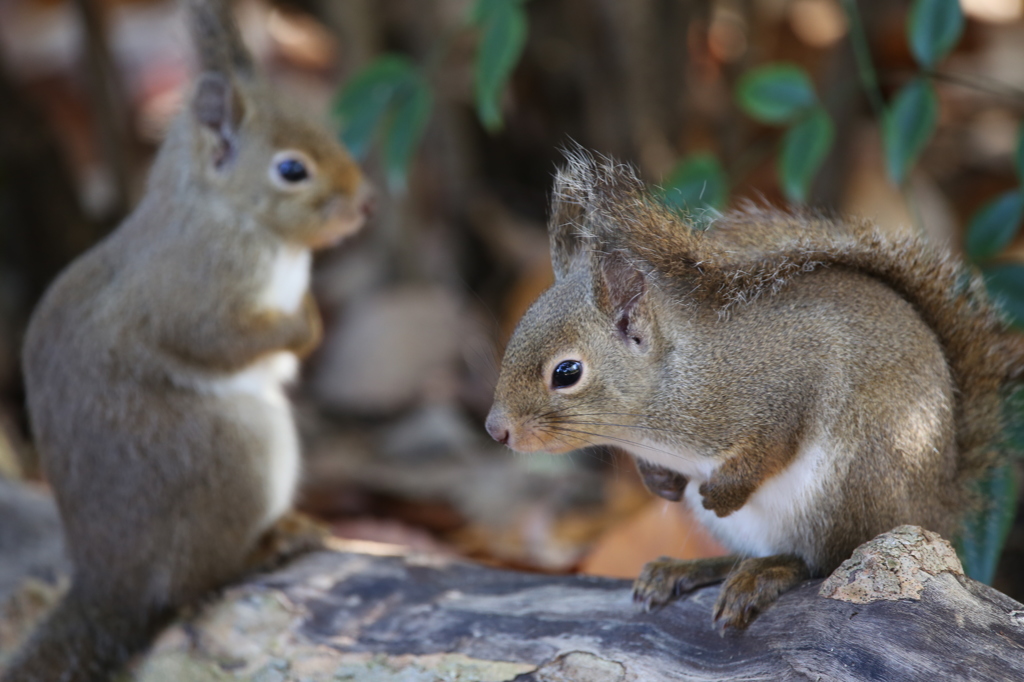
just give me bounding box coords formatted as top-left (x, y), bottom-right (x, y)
top-left (487, 148), bottom-right (1024, 629)
top-left (2, 2), bottom-right (369, 680)
top-left (554, 149), bottom-right (1022, 497)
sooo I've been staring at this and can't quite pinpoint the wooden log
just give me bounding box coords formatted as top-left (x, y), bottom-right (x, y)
top-left (2, 483), bottom-right (1022, 682)
top-left (126, 527), bottom-right (1024, 682)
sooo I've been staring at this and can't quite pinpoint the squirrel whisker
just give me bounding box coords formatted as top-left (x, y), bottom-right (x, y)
top-left (544, 425), bottom-right (693, 462)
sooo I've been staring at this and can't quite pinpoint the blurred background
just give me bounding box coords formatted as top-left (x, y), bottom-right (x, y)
top-left (1, 0), bottom-right (1024, 604)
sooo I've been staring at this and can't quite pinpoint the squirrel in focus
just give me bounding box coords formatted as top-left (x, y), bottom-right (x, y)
top-left (3, 1), bottom-right (370, 680)
top-left (486, 149), bottom-right (1024, 630)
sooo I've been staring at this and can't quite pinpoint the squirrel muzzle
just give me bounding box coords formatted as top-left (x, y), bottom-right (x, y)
top-left (485, 406), bottom-right (578, 454)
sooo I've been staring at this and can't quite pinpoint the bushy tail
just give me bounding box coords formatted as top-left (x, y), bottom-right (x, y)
top-left (1, 586), bottom-right (172, 682)
top-left (553, 149), bottom-right (1024, 487)
top-left (703, 210), bottom-right (1024, 487)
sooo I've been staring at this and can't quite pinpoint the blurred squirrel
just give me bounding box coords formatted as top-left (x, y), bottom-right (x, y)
top-left (2, 1), bottom-right (370, 680)
top-left (486, 149), bottom-right (1024, 630)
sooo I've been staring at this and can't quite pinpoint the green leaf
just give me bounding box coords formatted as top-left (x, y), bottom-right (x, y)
top-left (333, 55), bottom-right (416, 159)
top-left (957, 462), bottom-right (1017, 585)
top-left (883, 77), bottom-right (938, 184)
top-left (908, 0), bottom-right (964, 69)
top-left (380, 74), bottom-right (433, 191)
top-left (474, 0), bottom-right (527, 132)
top-left (736, 64), bottom-right (817, 125)
top-left (1004, 385), bottom-right (1024, 454)
top-left (1016, 122), bottom-right (1024, 181)
top-left (984, 263), bottom-right (1024, 328)
top-left (966, 191), bottom-right (1024, 263)
top-left (659, 153), bottom-right (728, 213)
top-left (470, 0), bottom-right (508, 24)
top-left (779, 107), bottom-right (834, 203)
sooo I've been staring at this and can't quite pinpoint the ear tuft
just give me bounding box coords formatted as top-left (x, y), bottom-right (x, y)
top-left (549, 165), bottom-right (589, 280)
top-left (188, 0), bottom-right (255, 76)
top-left (549, 145), bottom-right (650, 280)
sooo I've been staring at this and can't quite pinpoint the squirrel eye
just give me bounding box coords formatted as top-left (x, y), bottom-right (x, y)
top-left (276, 158), bottom-right (309, 183)
top-left (268, 151), bottom-right (316, 190)
top-left (551, 360), bottom-right (583, 389)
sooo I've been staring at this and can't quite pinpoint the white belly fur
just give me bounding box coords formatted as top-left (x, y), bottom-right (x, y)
top-left (205, 353), bottom-right (301, 528)
top-left (260, 245), bottom-right (311, 314)
top-left (200, 243), bottom-right (312, 529)
top-left (626, 438), bottom-right (828, 558)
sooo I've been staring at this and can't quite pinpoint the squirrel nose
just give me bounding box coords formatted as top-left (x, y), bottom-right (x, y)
top-left (485, 412), bottom-right (511, 445)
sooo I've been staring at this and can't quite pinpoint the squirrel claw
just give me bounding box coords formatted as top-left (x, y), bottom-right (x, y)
top-left (711, 554), bottom-right (809, 630)
top-left (632, 556), bottom-right (685, 611)
top-left (633, 555), bottom-right (735, 613)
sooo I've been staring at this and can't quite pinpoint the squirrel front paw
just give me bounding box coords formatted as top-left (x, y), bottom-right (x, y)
top-left (632, 556), bottom-right (736, 611)
top-left (698, 478), bottom-right (755, 517)
top-left (712, 554), bottom-right (809, 630)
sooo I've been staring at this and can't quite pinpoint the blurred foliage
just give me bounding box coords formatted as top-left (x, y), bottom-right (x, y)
top-left (908, 0), bottom-right (964, 70)
top-left (659, 153), bottom-right (728, 216)
top-left (968, 190), bottom-right (1024, 262)
top-left (333, 56), bottom-right (432, 189)
top-left (736, 64), bottom-right (818, 125)
top-left (779, 108), bottom-right (834, 204)
top-left (960, 461), bottom-right (1019, 586)
top-left (734, 64), bottom-right (834, 203)
top-left (334, 0), bottom-right (528, 189)
top-left (883, 77), bottom-right (938, 184)
top-left (471, 0), bottom-right (528, 132)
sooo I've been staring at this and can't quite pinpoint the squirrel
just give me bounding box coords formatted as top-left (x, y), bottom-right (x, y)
top-left (2, 1), bottom-right (371, 680)
top-left (486, 149), bottom-right (1024, 630)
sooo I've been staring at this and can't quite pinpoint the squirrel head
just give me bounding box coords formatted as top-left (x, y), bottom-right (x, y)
top-left (152, 0), bottom-right (371, 249)
top-left (486, 155), bottom-right (672, 453)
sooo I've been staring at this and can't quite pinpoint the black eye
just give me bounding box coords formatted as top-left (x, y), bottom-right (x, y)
top-left (552, 360), bottom-right (583, 389)
top-left (276, 158), bottom-right (309, 183)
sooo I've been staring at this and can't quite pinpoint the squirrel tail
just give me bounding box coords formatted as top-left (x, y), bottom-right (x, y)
top-left (687, 211), bottom-right (1024, 489)
top-left (1, 585), bottom-right (172, 682)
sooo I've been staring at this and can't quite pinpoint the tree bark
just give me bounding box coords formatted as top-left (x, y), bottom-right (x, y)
top-left (2, 485), bottom-right (1022, 682)
top-left (132, 530), bottom-right (1024, 682)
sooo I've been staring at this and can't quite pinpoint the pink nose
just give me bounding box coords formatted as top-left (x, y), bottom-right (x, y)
top-left (485, 412), bottom-right (510, 445)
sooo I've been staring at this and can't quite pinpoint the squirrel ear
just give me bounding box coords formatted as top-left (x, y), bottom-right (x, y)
top-left (192, 72), bottom-right (245, 168)
top-left (598, 251), bottom-right (646, 318)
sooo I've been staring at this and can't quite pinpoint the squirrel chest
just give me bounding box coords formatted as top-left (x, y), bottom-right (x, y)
top-left (202, 244), bottom-right (312, 524)
top-left (629, 439), bottom-right (829, 559)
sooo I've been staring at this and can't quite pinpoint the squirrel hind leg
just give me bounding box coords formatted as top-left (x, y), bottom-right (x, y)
top-left (242, 510), bottom-right (329, 575)
top-left (633, 555), bottom-right (737, 611)
top-left (712, 554), bottom-right (809, 631)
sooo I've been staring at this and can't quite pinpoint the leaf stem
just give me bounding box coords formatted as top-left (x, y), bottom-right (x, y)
top-left (920, 69), bottom-right (1024, 106)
